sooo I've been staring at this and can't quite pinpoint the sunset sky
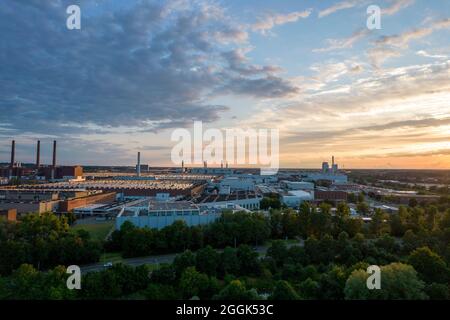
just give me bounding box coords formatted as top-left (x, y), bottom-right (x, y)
top-left (1, 0), bottom-right (449, 169)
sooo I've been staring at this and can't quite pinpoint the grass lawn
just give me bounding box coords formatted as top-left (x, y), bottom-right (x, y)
top-left (71, 220), bottom-right (114, 241)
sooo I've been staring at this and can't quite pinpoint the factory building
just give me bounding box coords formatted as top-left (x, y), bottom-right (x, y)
top-left (0, 140), bottom-right (83, 181)
top-left (302, 156), bottom-right (348, 184)
top-left (59, 192), bottom-right (117, 213)
top-left (0, 187), bottom-right (116, 215)
top-left (0, 198), bottom-right (60, 214)
top-left (116, 200), bottom-right (220, 230)
top-left (193, 190), bottom-right (262, 210)
top-left (281, 190), bottom-right (314, 208)
top-left (314, 189), bottom-right (348, 203)
top-left (281, 180), bottom-right (314, 191)
top-left (21, 179), bottom-right (206, 198)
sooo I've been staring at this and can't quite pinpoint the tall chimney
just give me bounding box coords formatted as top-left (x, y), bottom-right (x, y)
top-left (9, 140), bottom-right (15, 178)
top-left (332, 155), bottom-right (335, 167)
top-left (137, 152), bottom-right (141, 177)
top-left (52, 140), bottom-right (57, 167)
top-left (36, 140), bottom-right (40, 168)
top-left (51, 140), bottom-right (56, 180)
top-left (10, 140), bottom-right (15, 168)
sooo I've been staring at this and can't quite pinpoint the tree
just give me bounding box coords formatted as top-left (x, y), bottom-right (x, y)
top-left (408, 247), bottom-right (449, 284)
top-left (356, 202), bottom-right (369, 215)
top-left (237, 245), bottom-right (261, 276)
top-left (219, 247), bottom-right (240, 276)
top-left (358, 192), bottom-right (365, 203)
top-left (269, 280), bottom-right (300, 300)
top-left (173, 250), bottom-right (196, 278)
top-left (311, 206), bottom-right (332, 238)
top-left (370, 209), bottom-right (389, 236)
top-left (179, 267), bottom-right (211, 299)
top-left (424, 206), bottom-right (438, 231)
top-left (409, 198), bottom-right (418, 208)
top-left (317, 265), bottom-right (347, 299)
top-left (299, 278), bottom-right (320, 299)
top-left (344, 263), bottom-right (427, 299)
top-left (213, 280), bottom-right (259, 300)
top-left (389, 212), bottom-right (406, 237)
top-left (260, 196), bottom-right (281, 210)
top-left (298, 202), bottom-right (312, 238)
top-left (424, 283), bottom-right (450, 300)
top-left (161, 220), bottom-right (190, 252)
top-left (144, 283), bottom-right (179, 300)
top-left (266, 240), bottom-right (289, 267)
top-left (195, 246), bottom-right (220, 276)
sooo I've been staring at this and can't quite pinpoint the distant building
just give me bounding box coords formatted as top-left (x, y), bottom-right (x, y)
top-left (38, 165), bottom-right (83, 180)
top-left (193, 190), bottom-right (262, 211)
top-left (281, 180), bottom-right (314, 191)
top-left (116, 200), bottom-right (220, 230)
top-left (59, 192), bottom-right (117, 212)
top-left (281, 190), bottom-right (314, 208)
top-left (314, 189), bottom-right (347, 203)
top-left (0, 208), bottom-right (17, 221)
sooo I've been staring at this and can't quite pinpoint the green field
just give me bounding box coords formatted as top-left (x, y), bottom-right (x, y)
top-left (71, 220), bottom-right (114, 241)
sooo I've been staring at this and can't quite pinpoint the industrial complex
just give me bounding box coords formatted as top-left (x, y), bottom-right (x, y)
top-left (1, 140), bottom-right (437, 230)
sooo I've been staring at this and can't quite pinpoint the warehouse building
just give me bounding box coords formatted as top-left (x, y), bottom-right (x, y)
top-left (116, 200), bottom-right (220, 230)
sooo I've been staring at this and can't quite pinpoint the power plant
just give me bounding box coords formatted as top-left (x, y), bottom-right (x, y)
top-left (0, 140), bottom-right (82, 180)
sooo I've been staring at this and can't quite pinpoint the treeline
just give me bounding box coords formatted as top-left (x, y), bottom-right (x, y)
top-left (1, 238), bottom-right (449, 300)
top-left (105, 211), bottom-right (270, 258)
top-left (1, 201), bottom-right (449, 299)
top-left (107, 202), bottom-right (450, 263)
top-left (0, 213), bottom-right (102, 276)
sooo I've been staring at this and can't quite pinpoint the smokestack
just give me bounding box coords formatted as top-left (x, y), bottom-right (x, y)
top-left (52, 140), bottom-right (57, 167)
top-left (137, 152), bottom-right (141, 177)
top-left (10, 140), bottom-right (15, 168)
top-left (9, 140), bottom-right (15, 178)
top-left (182, 160), bottom-right (184, 173)
top-left (51, 140), bottom-right (56, 180)
top-left (332, 155), bottom-right (335, 167)
top-left (36, 140), bottom-right (40, 168)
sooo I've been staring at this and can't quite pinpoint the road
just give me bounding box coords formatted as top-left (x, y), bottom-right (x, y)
top-left (80, 240), bottom-right (303, 274)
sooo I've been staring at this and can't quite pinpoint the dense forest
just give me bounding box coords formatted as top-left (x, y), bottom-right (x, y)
top-left (0, 199), bottom-right (449, 299)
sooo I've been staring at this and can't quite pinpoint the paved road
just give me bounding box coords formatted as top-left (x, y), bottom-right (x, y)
top-left (80, 240), bottom-right (303, 274)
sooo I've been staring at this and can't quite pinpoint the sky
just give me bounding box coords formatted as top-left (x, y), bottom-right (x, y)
top-left (1, 0), bottom-right (450, 169)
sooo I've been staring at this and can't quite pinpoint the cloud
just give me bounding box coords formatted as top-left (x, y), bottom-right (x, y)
top-left (245, 59), bottom-right (450, 164)
top-left (0, 0), bottom-right (297, 138)
top-left (281, 117), bottom-right (450, 145)
top-left (357, 148), bottom-right (450, 159)
top-left (252, 9), bottom-right (312, 34)
top-left (313, 29), bottom-right (370, 52)
top-left (318, 0), bottom-right (364, 18)
top-left (222, 48), bottom-right (283, 75)
top-left (368, 18), bottom-right (450, 67)
top-left (416, 50), bottom-right (448, 59)
top-left (318, 0), bottom-right (413, 19)
top-left (382, 0), bottom-right (415, 15)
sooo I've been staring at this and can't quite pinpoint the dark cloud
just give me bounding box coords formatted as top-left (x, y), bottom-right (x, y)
top-left (0, 0), bottom-right (296, 137)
